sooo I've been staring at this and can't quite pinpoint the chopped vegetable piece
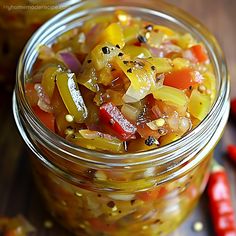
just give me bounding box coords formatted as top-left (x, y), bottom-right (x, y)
top-left (99, 102), bottom-right (137, 141)
top-left (67, 130), bottom-right (124, 153)
top-left (123, 24), bottom-right (140, 43)
top-left (147, 31), bottom-right (165, 48)
top-left (100, 23), bottom-right (125, 49)
top-left (153, 25), bottom-right (175, 36)
top-left (207, 162), bottom-right (236, 236)
top-left (188, 89), bottom-right (211, 121)
top-left (172, 58), bottom-right (190, 70)
top-left (59, 52), bottom-right (82, 74)
top-left (178, 33), bottom-right (196, 49)
top-left (153, 85), bottom-right (189, 107)
top-left (190, 44), bottom-right (208, 63)
top-left (202, 71), bottom-right (216, 102)
top-left (121, 104), bottom-right (139, 122)
top-left (78, 61), bottom-right (99, 92)
top-left (146, 58), bottom-right (173, 73)
top-left (56, 72), bottom-right (88, 123)
top-left (164, 68), bottom-right (200, 90)
top-left (123, 45), bottom-right (151, 59)
top-left (98, 67), bottom-right (114, 86)
top-left (115, 57), bottom-right (155, 102)
top-left (41, 66), bottom-right (60, 98)
top-left (91, 43), bottom-right (121, 70)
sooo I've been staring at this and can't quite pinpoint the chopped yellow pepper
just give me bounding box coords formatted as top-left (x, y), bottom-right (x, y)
top-left (41, 66), bottom-right (61, 98)
top-left (78, 61), bottom-right (99, 92)
top-left (153, 25), bottom-right (176, 36)
top-left (123, 24), bottom-right (140, 43)
top-left (91, 42), bottom-right (121, 71)
top-left (115, 57), bottom-right (155, 101)
top-left (152, 85), bottom-right (189, 107)
top-left (123, 45), bottom-right (152, 59)
top-left (146, 58), bottom-right (173, 73)
top-left (67, 130), bottom-right (124, 153)
top-left (100, 22), bottom-right (125, 49)
top-left (188, 89), bottom-right (211, 121)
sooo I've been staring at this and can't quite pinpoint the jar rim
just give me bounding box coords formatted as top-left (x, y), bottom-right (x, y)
top-left (14, 0), bottom-right (230, 168)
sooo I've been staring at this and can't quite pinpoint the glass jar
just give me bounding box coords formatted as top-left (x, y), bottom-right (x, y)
top-left (0, 0), bottom-right (80, 91)
top-left (13, 0), bottom-right (230, 235)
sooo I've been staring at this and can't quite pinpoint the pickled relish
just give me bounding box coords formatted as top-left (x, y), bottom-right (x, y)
top-left (26, 11), bottom-right (216, 153)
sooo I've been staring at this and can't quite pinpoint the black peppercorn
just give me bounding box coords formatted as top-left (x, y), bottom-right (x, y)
top-left (137, 35), bottom-right (147, 43)
top-left (151, 65), bottom-right (156, 71)
top-left (102, 46), bottom-right (110, 54)
top-left (145, 136), bottom-right (158, 146)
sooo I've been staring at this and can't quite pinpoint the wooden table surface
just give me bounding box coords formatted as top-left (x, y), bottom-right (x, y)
top-left (0, 0), bottom-right (236, 235)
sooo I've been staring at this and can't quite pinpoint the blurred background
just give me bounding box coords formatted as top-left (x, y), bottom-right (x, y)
top-left (0, 0), bottom-right (235, 235)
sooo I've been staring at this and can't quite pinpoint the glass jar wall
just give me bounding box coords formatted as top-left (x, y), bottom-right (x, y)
top-left (13, 0), bottom-right (230, 235)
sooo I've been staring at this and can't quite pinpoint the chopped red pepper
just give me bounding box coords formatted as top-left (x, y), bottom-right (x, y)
top-left (230, 99), bottom-right (236, 119)
top-left (190, 44), bottom-right (209, 63)
top-left (163, 68), bottom-right (200, 90)
top-left (227, 145), bottom-right (236, 163)
top-left (207, 162), bottom-right (236, 236)
top-left (99, 102), bottom-right (137, 141)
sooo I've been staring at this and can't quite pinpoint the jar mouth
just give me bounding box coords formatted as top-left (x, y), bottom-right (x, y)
top-left (14, 0), bottom-right (230, 167)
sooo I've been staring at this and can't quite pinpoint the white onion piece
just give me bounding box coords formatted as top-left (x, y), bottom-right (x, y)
top-left (178, 117), bottom-right (191, 133)
top-left (182, 49), bottom-right (197, 63)
top-left (149, 47), bottom-right (164, 58)
top-left (121, 104), bottom-right (139, 122)
top-left (59, 52), bottom-right (82, 74)
top-left (123, 86), bottom-right (148, 103)
top-left (167, 111), bottom-right (179, 131)
top-left (34, 84), bottom-right (53, 113)
top-left (162, 44), bottom-right (182, 54)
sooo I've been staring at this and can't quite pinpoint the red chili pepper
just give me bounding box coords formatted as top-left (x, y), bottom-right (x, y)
top-left (227, 145), bottom-right (236, 163)
top-left (207, 162), bottom-right (236, 236)
top-left (99, 102), bottom-right (137, 141)
top-left (230, 99), bottom-right (236, 119)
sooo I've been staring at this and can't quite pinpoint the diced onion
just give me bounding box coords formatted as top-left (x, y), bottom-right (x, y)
top-left (178, 117), bottom-right (191, 133)
top-left (167, 111), bottom-right (179, 131)
top-left (59, 52), bottom-right (82, 74)
top-left (183, 49), bottom-right (197, 63)
top-left (121, 104), bottom-right (139, 121)
top-left (123, 85), bottom-right (148, 103)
